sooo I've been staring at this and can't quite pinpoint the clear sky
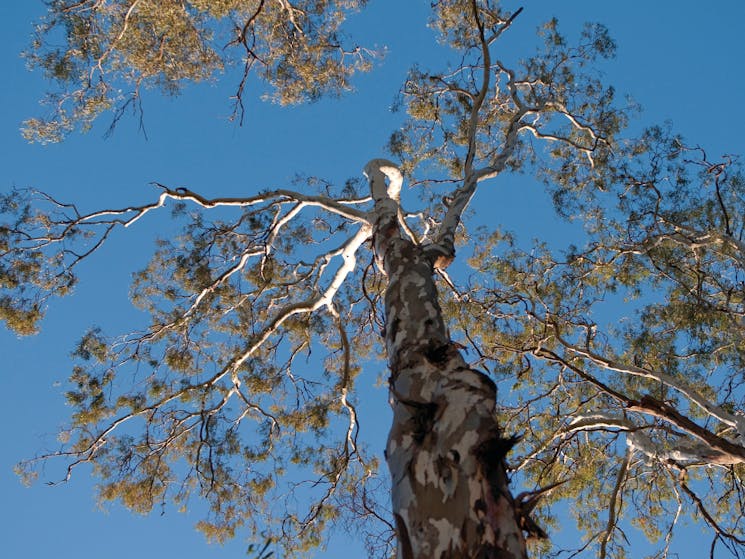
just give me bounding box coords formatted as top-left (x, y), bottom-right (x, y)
top-left (2, 2), bottom-right (745, 558)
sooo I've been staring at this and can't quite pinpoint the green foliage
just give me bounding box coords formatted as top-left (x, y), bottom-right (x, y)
top-left (8, 181), bottom-right (384, 556)
top-left (0, 189), bottom-right (78, 334)
top-left (23, 0), bottom-right (372, 142)
top-left (391, 2), bottom-right (624, 184)
top-left (451, 131), bottom-right (745, 554)
top-left (8, 2), bottom-right (745, 558)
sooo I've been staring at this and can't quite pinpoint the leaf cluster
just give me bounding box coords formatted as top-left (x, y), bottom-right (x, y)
top-left (391, 2), bottom-right (624, 187)
top-left (23, 0), bottom-right (372, 142)
top-left (7, 181), bottom-right (389, 556)
top-left (449, 130), bottom-right (745, 555)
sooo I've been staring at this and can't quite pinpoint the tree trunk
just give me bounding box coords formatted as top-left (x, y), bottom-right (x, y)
top-left (365, 160), bottom-right (527, 559)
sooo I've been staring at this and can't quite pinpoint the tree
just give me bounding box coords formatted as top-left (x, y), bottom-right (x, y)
top-left (3, 1), bottom-right (745, 558)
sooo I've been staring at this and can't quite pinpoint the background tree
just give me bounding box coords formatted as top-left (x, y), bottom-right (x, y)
top-left (3, 1), bottom-right (745, 558)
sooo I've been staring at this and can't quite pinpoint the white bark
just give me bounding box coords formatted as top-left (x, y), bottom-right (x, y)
top-left (569, 413), bottom-right (745, 469)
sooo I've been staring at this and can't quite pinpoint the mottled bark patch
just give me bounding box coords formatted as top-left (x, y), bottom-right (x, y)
top-left (367, 159), bottom-right (527, 559)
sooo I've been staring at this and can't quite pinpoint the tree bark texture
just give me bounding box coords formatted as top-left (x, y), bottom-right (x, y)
top-left (365, 160), bottom-right (527, 559)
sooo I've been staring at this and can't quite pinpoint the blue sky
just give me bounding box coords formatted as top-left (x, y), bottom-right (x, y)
top-left (2, 2), bottom-right (745, 558)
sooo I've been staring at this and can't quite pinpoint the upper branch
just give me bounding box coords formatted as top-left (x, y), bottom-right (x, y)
top-left (0, 182), bottom-right (371, 335)
top-left (222, 223), bottom-right (372, 380)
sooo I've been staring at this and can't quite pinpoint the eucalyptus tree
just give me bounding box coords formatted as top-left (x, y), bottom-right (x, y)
top-left (4, 1), bottom-right (745, 558)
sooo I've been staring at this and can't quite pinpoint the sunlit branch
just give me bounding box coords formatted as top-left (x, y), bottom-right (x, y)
top-left (554, 332), bottom-right (745, 438)
top-left (599, 449), bottom-right (630, 559)
top-left (150, 185), bottom-right (371, 224)
top-left (6, 183), bottom-right (371, 288)
top-left (680, 479), bottom-right (745, 547)
top-left (427, 75), bottom-right (475, 102)
top-left (28, 184), bottom-right (368, 234)
top-left (425, 104), bottom-right (527, 267)
top-left (157, 245), bottom-right (263, 333)
top-left (463, 0), bottom-right (493, 178)
top-left (275, 0), bottom-right (304, 35)
top-left (234, 386), bottom-right (280, 437)
top-left (474, 107), bottom-right (529, 182)
top-left (519, 122), bottom-right (599, 167)
top-left (513, 414), bottom-right (633, 473)
top-left (423, 5), bottom-right (528, 266)
top-left (483, 6), bottom-right (523, 45)
top-left (93, 0), bottom-right (142, 80)
top-left (227, 224), bottom-right (371, 377)
top-left (650, 219), bottom-right (745, 263)
top-left (330, 304), bottom-right (360, 460)
top-left (660, 471), bottom-right (683, 559)
top-left (531, 344), bottom-right (745, 467)
top-left (627, 396), bottom-right (745, 465)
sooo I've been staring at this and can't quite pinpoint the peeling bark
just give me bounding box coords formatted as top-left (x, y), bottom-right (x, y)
top-left (365, 160), bottom-right (527, 559)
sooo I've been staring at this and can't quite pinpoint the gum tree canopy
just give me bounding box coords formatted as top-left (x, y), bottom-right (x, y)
top-left (4, 1), bottom-right (745, 558)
